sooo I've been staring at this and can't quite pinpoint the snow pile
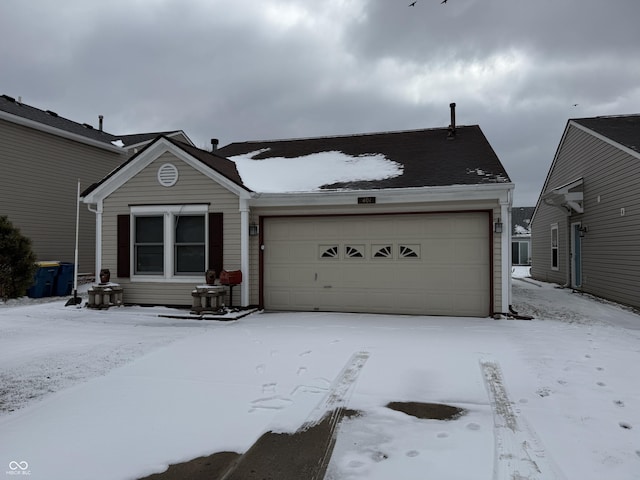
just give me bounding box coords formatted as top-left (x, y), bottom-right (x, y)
top-left (229, 149), bottom-right (404, 192)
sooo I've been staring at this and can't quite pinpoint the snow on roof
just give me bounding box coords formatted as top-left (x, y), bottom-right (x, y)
top-left (228, 149), bottom-right (404, 193)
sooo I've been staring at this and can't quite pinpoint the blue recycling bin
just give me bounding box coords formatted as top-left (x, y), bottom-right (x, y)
top-left (27, 261), bottom-right (60, 298)
top-left (54, 262), bottom-right (75, 296)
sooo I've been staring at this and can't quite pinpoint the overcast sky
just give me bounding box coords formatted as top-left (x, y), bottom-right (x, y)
top-left (2, 0), bottom-right (639, 206)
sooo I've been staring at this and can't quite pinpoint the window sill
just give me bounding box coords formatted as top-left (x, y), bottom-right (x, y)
top-left (131, 275), bottom-right (205, 284)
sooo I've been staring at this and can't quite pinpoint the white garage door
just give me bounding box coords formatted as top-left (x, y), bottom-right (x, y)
top-left (263, 212), bottom-right (490, 317)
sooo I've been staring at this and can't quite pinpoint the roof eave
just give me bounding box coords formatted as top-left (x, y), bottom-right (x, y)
top-left (570, 120), bottom-right (640, 160)
top-left (0, 109), bottom-right (125, 154)
top-left (248, 182), bottom-right (514, 207)
top-left (82, 137), bottom-right (252, 204)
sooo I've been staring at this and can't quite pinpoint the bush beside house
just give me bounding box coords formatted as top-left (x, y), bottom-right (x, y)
top-left (0, 215), bottom-right (36, 300)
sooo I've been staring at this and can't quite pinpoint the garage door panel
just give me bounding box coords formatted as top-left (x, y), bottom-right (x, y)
top-left (339, 265), bottom-right (390, 287)
top-left (263, 213), bottom-right (490, 317)
top-left (424, 240), bottom-right (454, 263)
top-left (454, 238), bottom-right (488, 262)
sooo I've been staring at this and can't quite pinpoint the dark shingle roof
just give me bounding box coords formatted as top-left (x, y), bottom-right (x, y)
top-left (0, 94), bottom-right (186, 149)
top-left (574, 114), bottom-right (640, 153)
top-left (172, 139), bottom-right (246, 188)
top-left (216, 125), bottom-right (510, 190)
top-left (81, 136), bottom-right (250, 197)
top-left (116, 132), bottom-right (187, 147)
top-left (0, 94), bottom-right (119, 145)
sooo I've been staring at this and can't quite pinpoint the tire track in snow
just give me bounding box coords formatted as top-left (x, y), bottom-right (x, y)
top-left (480, 360), bottom-right (567, 480)
top-left (303, 351), bottom-right (370, 428)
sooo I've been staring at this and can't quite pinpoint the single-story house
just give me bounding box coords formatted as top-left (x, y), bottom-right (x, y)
top-left (511, 207), bottom-right (534, 266)
top-left (530, 114), bottom-right (640, 311)
top-left (81, 107), bottom-right (514, 317)
top-left (0, 93), bottom-right (192, 274)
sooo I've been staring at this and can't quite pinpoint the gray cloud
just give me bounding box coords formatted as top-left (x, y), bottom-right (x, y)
top-left (2, 0), bottom-right (639, 206)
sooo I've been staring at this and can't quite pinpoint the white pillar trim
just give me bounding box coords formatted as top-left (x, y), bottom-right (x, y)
top-left (500, 195), bottom-right (512, 313)
top-left (239, 199), bottom-right (250, 307)
top-left (87, 201), bottom-right (103, 277)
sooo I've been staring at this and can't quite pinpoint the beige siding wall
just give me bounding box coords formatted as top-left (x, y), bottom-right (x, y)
top-left (1, 119), bottom-right (125, 273)
top-left (249, 199), bottom-right (505, 313)
top-left (102, 151), bottom-right (241, 306)
top-left (531, 125), bottom-right (640, 309)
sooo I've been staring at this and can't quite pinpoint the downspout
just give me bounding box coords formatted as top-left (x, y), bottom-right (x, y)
top-left (239, 198), bottom-right (250, 307)
top-left (87, 201), bottom-right (103, 278)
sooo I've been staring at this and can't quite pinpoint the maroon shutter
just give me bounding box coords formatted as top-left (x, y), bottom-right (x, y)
top-left (117, 215), bottom-right (131, 278)
top-left (208, 213), bottom-right (223, 277)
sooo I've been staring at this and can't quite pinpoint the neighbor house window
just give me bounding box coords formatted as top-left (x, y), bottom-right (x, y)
top-left (551, 224), bottom-right (559, 270)
top-left (512, 241), bottom-right (530, 266)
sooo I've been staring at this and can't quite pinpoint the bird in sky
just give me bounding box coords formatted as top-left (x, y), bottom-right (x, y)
top-left (572, 104), bottom-right (579, 107)
top-left (409, 1), bottom-right (417, 6)
top-left (441, 0), bottom-right (448, 4)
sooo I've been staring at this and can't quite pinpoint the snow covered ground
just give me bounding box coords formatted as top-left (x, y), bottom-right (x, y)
top-left (1, 268), bottom-right (639, 479)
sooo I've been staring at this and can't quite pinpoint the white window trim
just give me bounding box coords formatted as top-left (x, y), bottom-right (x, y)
top-left (550, 223), bottom-right (559, 271)
top-left (130, 204), bottom-right (209, 283)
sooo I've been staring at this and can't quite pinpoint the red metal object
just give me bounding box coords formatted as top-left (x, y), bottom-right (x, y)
top-left (220, 270), bottom-right (242, 285)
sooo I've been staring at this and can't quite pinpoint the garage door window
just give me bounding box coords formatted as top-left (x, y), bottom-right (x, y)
top-left (373, 245), bottom-right (393, 258)
top-left (320, 245), bottom-right (339, 259)
top-left (345, 245), bottom-right (365, 258)
top-left (399, 244), bottom-right (420, 258)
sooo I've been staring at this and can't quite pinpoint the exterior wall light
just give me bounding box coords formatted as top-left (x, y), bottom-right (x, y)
top-left (249, 222), bottom-right (259, 236)
top-left (494, 219), bottom-right (503, 234)
top-left (579, 225), bottom-right (588, 237)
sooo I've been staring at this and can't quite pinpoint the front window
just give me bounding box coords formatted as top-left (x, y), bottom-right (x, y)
top-left (131, 205), bottom-right (208, 280)
top-left (551, 224), bottom-right (559, 270)
top-left (135, 216), bottom-right (164, 274)
top-left (174, 215), bottom-right (205, 274)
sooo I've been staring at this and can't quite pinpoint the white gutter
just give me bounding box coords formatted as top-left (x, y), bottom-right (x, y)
top-left (239, 198), bottom-right (250, 307)
top-left (248, 182), bottom-right (514, 207)
top-left (0, 110), bottom-right (125, 154)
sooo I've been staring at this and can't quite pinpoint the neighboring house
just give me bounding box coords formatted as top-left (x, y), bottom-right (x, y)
top-left (82, 108), bottom-right (515, 317)
top-left (0, 94), bottom-right (192, 274)
top-left (511, 207), bottom-right (534, 266)
top-left (530, 114), bottom-right (640, 310)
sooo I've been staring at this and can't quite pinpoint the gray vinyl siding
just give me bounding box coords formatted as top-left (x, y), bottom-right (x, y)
top-left (0, 118), bottom-right (125, 274)
top-left (531, 124), bottom-right (640, 309)
top-left (101, 151), bottom-right (241, 306)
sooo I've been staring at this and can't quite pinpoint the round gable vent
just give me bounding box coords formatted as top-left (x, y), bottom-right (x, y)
top-left (157, 163), bottom-right (178, 187)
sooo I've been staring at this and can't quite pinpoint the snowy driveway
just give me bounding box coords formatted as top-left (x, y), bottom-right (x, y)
top-left (1, 275), bottom-right (639, 479)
